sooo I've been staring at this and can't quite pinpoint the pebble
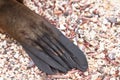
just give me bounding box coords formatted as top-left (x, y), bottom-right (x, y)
top-left (14, 53), bottom-right (19, 59)
top-left (108, 52), bottom-right (116, 60)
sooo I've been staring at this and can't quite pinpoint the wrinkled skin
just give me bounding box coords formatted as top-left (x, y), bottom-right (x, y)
top-left (0, 0), bottom-right (88, 74)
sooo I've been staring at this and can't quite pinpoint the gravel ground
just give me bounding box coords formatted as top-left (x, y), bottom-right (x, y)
top-left (0, 0), bottom-right (120, 80)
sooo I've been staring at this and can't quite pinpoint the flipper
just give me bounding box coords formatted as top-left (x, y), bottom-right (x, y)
top-left (20, 18), bottom-right (88, 74)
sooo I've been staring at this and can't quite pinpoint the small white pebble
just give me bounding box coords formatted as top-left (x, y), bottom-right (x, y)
top-left (0, 60), bottom-right (5, 67)
top-left (99, 42), bottom-right (105, 51)
top-left (101, 24), bottom-right (108, 31)
top-left (84, 71), bottom-right (89, 76)
top-left (14, 53), bottom-right (19, 59)
top-left (59, 24), bottom-right (66, 30)
top-left (0, 77), bottom-right (4, 80)
top-left (0, 34), bottom-right (6, 39)
top-left (97, 59), bottom-right (106, 66)
top-left (90, 30), bottom-right (96, 39)
top-left (28, 60), bottom-right (35, 67)
top-left (110, 67), bottom-right (116, 75)
top-left (95, 53), bottom-right (105, 59)
top-left (110, 77), bottom-right (116, 80)
top-left (108, 52), bottom-right (116, 60)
